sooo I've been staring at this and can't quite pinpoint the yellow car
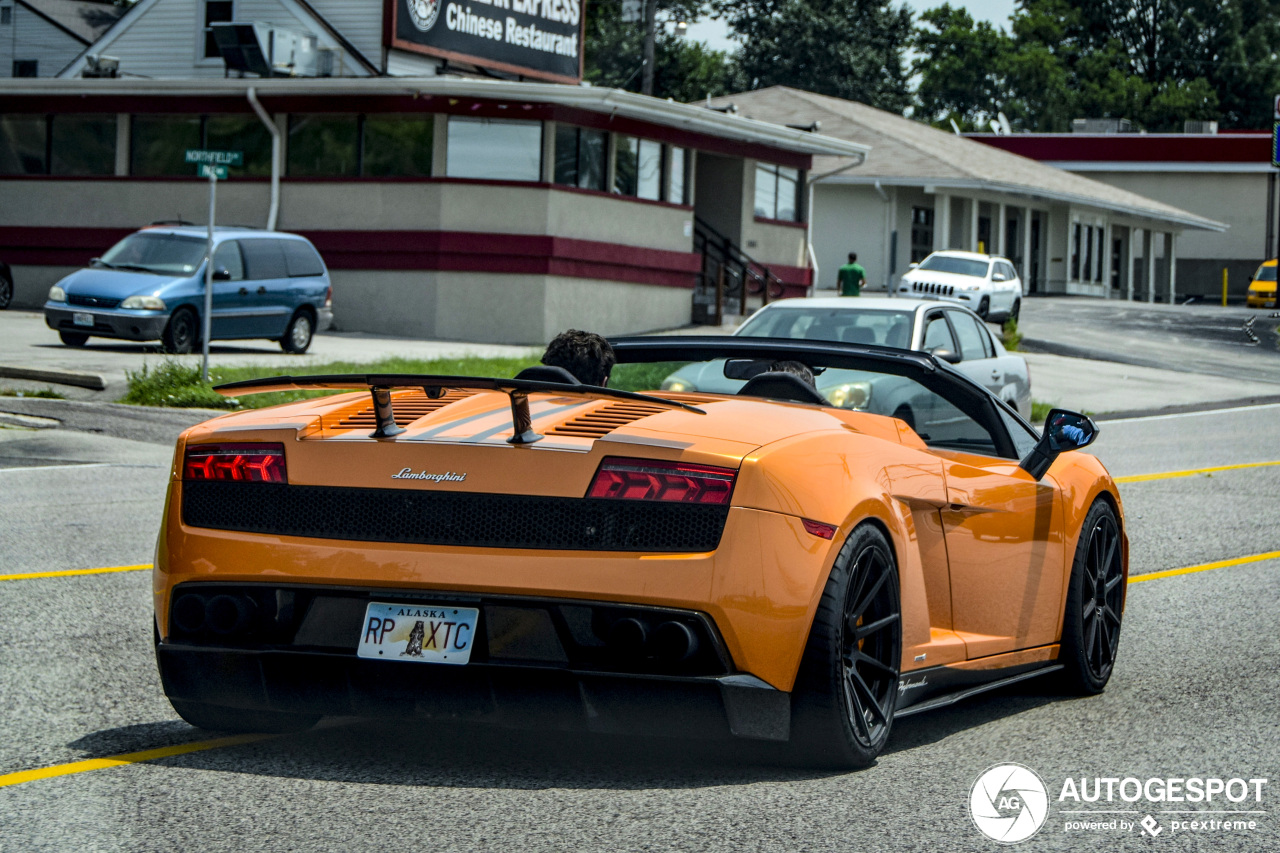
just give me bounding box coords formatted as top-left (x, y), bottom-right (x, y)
top-left (1247, 260), bottom-right (1277, 308)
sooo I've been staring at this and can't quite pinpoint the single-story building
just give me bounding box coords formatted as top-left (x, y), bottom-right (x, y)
top-left (0, 77), bottom-right (868, 343)
top-left (705, 87), bottom-right (1226, 303)
top-left (970, 130), bottom-right (1273, 300)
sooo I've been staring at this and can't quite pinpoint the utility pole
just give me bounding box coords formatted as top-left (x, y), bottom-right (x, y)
top-left (641, 0), bottom-right (657, 96)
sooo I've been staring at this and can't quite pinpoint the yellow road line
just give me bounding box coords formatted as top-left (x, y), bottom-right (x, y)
top-left (0, 563), bottom-right (152, 582)
top-left (1116, 460), bottom-right (1280, 484)
top-left (0, 733), bottom-right (275, 789)
top-left (1128, 550), bottom-right (1280, 584)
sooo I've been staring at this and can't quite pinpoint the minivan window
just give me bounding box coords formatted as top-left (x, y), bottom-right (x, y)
top-left (1254, 265), bottom-right (1277, 282)
top-left (240, 239), bottom-right (288, 280)
top-left (212, 241), bottom-right (245, 280)
top-left (100, 232), bottom-right (206, 275)
top-left (282, 240), bottom-right (324, 277)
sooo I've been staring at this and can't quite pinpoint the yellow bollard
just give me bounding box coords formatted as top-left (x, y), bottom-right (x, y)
top-left (1222, 267), bottom-right (1228, 307)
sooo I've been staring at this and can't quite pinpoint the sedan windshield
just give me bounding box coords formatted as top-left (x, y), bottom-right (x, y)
top-left (917, 256), bottom-right (990, 278)
top-left (736, 307), bottom-right (915, 349)
top-left (99, 232), bottom-right (207, 275)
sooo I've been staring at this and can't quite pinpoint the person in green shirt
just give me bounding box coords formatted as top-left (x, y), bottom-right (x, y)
top-left (837, 252), bottom-right (866, 296)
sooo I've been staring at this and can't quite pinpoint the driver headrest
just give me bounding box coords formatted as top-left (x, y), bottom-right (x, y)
top-left (737, 371), bottom-right (828, 406)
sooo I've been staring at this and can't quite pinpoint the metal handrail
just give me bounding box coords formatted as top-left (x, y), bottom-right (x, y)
top-left (692, 217), bottom-right (787, 324)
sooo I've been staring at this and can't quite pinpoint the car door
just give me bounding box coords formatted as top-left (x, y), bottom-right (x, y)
top-left (238, 238), bottom-right (293, 338)
top-left (945, 308), bottom-right (1003, 397)
top-left (924, 396), bottom-right (1066, 660)
top-left (208, 240), bottom-right (252, 339)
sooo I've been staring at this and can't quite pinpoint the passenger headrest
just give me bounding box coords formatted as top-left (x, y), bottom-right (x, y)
top-left (514, 365), bottom-right (582, 384)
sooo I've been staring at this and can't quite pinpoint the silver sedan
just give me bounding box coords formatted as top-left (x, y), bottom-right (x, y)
top-left (663, 296), bottom-right (1032, 421)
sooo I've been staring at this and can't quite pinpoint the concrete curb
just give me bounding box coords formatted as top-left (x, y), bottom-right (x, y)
top-left (0, 364), bottom-right (107, 390)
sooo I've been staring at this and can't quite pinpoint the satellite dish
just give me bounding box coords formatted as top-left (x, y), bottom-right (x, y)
top-left (949, 119), bottom-right (962, 135)
top-left (998, 111), bottom-right (1012, 135)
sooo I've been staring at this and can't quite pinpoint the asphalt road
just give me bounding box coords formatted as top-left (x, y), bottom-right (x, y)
top-left (1, 407), bottom-right (1278, 851)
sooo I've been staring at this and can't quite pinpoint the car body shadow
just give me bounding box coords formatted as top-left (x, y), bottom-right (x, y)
top-left (32, 343), bottom-right (282, 356)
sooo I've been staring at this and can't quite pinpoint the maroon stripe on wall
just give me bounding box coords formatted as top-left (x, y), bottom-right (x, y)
top-left (969, 133), bottom-right (1271, 164)
top-left (0, 226), bottom-right (707, 289)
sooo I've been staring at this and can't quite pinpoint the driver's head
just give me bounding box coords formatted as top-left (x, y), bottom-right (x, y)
top-left (542, 329), bottom-right (616, 387)
top-left (768, 360), bottom-right (815, 388)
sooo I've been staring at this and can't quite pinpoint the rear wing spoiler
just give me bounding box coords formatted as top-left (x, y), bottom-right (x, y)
top-left (213, 373), bottom-right (704, 443)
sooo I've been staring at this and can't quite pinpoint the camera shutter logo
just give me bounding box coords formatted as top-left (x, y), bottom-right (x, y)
top-left (969, 763), bottom-right (1050, 844)
top-left (407, 0), bottom-right (441, 31)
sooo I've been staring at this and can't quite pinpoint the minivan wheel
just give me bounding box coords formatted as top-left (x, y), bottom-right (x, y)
top-left (280, 311), bottom-right (314, 354)
top-left (58, 330), bottom-right (89, 347)
top-left (977, 297), bottom-right (990, 320)
top-left (161, 308), bottom-right (198, 354)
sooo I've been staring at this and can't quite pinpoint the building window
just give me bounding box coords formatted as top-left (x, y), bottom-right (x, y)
top-left (910, 207), bottom-right (934, 263)
top-left (554, 124), bottom-right (606, 191)
top-left (131, 115), bottom-right (201, 176)
top-left (51, 115), bottom-right (116, 176)
top-left (613, 136), bottom-right (663, 200)
top-left (287, 114), bottom-right (359, 177)
top-left (362, 114), bottom-right (433, 178)
top-left (1083, 225), bottom-right (1093, 281)
top-left (1, 7), bottom-right (12, 25)
top-left (446, 117), bottom-right (541, 182)
top-left (0, 115), bottom-right (47, 175)
top-left (203, 1), bottom-right (234, 59)
top-left (1096, 227), bottom-right (1105, 282)
top-left (205, 114), bottom-right (272, 177)
top-left (754, 163), bottom-right (800, 221)
top-left (668, 146), bottom-right (688, 205)
top-left (1071, 222), bottom-right (1081, 280)
top-left (12, 59), bottom-right (37, 77)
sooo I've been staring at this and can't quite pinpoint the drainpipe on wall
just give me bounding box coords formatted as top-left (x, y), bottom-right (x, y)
top-left (247, 87), bottom-right (280, 231)
top-left (805, 154), bottom-right (866, 294)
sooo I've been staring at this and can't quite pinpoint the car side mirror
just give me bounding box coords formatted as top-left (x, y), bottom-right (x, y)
top-left (1019, 409), bottom-right (1099, 480)
top-left (929, 346), bottom-right (961, 364)
top-left (908, 262), bottom-right (919, 270)
top-left (212, 268), bottom-right (232, 281)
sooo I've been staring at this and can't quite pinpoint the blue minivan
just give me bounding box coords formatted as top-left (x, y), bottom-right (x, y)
top-left (44, 226), bottom-right (333, 353)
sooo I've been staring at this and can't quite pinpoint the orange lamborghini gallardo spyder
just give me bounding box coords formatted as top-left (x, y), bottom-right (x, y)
top-left (154, 337), bottom-right (1126, 768)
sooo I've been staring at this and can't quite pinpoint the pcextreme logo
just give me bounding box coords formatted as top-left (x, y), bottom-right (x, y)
top-left (968, 764), bottom-right (1269, 844)
top-left (970, 764), bottom-right (1050, 844)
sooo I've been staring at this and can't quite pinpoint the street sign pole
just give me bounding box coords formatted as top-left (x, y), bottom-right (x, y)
top-left (203, 168), bottom-right (215, 383)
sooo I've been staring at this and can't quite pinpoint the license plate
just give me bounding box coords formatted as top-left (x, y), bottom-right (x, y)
top-left (356, 602), bottom-right (479, 665)
top-left (72, 312), bottom-right (94, 327)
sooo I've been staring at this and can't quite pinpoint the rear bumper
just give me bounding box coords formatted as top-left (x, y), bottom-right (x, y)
top-left (155, 642), bottom-right (791, 741)
top-left (44, 304), bottom-right (168, 340)
top-left (316, 306), bottom-right (333, 332)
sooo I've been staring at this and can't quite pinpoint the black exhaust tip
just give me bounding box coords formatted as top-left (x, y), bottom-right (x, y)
top-left (606, 617), bottom-right (649, 657)
top-left (171, 594), bottom-right (207, 634)
top-left (206, 594), bottom-right (253, 635)
top-left (652, 621), bottom-right (699, 662)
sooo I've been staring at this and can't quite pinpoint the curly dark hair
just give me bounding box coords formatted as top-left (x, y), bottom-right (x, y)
top-left (768, 359), bottom-right (815, 387)
top-left (541, 329), bottom-right (616, 386)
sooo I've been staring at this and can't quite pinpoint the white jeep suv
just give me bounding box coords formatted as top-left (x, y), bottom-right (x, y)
top-left (897, 251), bottom-right (1023, 322)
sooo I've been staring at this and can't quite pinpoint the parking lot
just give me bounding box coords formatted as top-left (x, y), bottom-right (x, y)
top-left (1, 298), bottom-right (1279, 851)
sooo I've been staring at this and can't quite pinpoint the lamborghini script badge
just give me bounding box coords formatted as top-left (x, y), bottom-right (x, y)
top-left (392, 468), bottom-right (467, 483)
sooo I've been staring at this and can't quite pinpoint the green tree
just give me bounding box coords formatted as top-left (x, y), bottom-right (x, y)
top-left (583, 0), bottom-right (736, 102)
top-left (912, 5), bottom-right (1015, 129)
top-left (717, 0), bottom-right (913, 112)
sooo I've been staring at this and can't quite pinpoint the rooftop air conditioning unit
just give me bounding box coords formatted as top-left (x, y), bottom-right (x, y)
top-left (82, 54), bottom-right (119, 78)
top-left (1183, 120), bottom-right (1219, 135)
top-left (316, 47), bottom-right (342, 77)
top-left (1071, 118), bottom-right (1132, 134)
top-left (211, 22), bottom-right (320, 77)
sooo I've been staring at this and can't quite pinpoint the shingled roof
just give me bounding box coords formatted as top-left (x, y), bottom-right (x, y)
top-left (705, 86), bottom-right (1225, 232)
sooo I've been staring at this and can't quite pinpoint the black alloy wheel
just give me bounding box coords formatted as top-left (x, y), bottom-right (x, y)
top-left (162, 308), bottom-right (198, 354)
top-left (1057, 500), bottom-right (1124, 694)
top-left (977, 296), bottom-right (990, 320)
top-left (791, 523), bottom-right (901, 768)
top-left (58, 330), bottom-right (89, 347)
top-left (1009, 298), bottom-right (1021, 323)
top-left (0, 268), bottom-right (12, 309)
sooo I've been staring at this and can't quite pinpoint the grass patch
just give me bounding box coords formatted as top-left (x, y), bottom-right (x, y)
top-left (1030, 400), bottom-right (1055, 423)
top-left (1001, 317), bottom-right (1022, 351)
top-left (121, 354), bottom-right (698, 411)
top-left (0, 387), bottom-right (65, 399)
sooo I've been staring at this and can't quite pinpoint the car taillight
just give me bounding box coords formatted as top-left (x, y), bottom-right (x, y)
top-left (183, 443), bottom-right (287, 483)
top-left (587, 457), bottom-right (736, 505)
top-left (801, 519), bottom-right (837, 540)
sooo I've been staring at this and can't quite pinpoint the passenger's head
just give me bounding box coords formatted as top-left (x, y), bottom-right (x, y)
top-left (542, 329), bottom-right (616, 386)
top-left (768, 360), bottom-right (815, 388)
